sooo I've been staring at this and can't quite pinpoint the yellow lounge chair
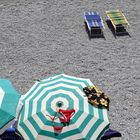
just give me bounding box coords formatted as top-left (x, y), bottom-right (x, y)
top-left (106, 10), bottom-right (129, 34)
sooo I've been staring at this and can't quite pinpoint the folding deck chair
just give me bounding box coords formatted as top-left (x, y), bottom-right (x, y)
top-left (106, 10), bottom-right (129, 35)
top-left (84, 12), bottom-right (105, 37)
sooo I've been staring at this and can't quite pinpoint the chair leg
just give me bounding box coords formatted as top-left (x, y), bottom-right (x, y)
top-left (90, 29), bottom-right (91, 37)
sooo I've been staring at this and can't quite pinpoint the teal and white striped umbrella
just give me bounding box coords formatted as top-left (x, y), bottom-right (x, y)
top-left (0, 79), bottom-right (21, 134)
top-left (18, 74), bottom-right (110, 140)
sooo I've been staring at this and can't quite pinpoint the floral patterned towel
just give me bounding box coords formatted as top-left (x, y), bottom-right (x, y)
top-left (83, 86), bottom-right (110, 110)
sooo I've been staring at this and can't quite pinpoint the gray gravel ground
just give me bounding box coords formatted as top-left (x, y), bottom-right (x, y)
top-left (0, 0), bottom-right (140, 139)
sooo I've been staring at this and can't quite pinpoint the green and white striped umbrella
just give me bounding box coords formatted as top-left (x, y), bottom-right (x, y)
top-left (18, 74), bottom-right (110, 140)
top-left (0, 79), bottom-right (21, 134)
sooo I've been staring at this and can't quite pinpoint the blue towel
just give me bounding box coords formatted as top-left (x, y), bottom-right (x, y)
top-left (87, 19), bottom-right (103, 28)
top-left (85, 12), bottom-right (103, 28)
top-left (85, 15), bottom-right (101, 21)
top-left (100, 129), bottom-right (122, 140)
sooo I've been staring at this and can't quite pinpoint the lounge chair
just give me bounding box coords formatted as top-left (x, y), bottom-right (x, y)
top-left (106, 10), bottom-right (129, 34)
top-left (84, 12), bottom-right (105, 37)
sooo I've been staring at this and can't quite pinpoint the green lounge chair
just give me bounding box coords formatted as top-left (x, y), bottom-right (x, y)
top-left (106, 10), bottom-right (129, 34)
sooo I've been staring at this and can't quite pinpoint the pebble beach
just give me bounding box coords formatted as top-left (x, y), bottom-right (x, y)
top-left (0, 0), bottom-right (139, 139)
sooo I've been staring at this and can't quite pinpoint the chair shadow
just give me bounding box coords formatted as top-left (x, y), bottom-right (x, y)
top-left (106, 20), bottom-right (131, 38)
top-left (84, 22), bottom-right (106, 40)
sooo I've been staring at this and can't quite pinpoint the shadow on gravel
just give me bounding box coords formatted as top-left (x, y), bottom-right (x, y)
top-left (106, 20), bottom-right (131, 38)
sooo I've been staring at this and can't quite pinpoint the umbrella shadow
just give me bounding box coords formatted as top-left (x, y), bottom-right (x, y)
top-left (84, 22), bottom-right (106, 40)
top-left (106, 20), bottom-right (131, 38)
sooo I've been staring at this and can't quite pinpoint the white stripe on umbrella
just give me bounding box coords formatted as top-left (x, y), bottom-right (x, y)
top-left (24, 119), bottom-right (38, 139)
top-left (31, 111), bottom-right (59, 131)
top-left (102, 109), bottom-right (109, 123)
top-left (50, 97), bottom-right (69, 111)
top-left (91, 121), bottom-right (109, 140)
top-left (18, 113), bottom-right (57, 140)
top-left (23, 89), bottom-right (78, 124)
top-left (94, 107), bottom-right (99, 119)
top-left (41, 89), bottom-right (80, 114)
top-left (40, 108), bottom-right (89, 132)
top-left (25, 83), bottom-right (86, 118)
top-left (60, 74), bottom-right (92, 82)
top-left (24, 77), bottom-right (87, 102)
top-left (21, 108), bottom-right (89, 140)
top-left (38, 135), bottom-right (58, 140)
top-left (31, 111), bottom-right (54, 131)
top-left (31, 98), bottom-right (90, 133)
top-left (80, 116), bottom-right (98, 136)
top-left (0, 87), bottom-right (5, 107)
top-left (23, 78), bottom-right (84, 103)
top-left (38, 111), bottom-right (89, 139)
top-left (22, 74), bottom-right (63, 100)
top-left (63, 133), bottom-right (85, 140)
top-left (61, 109), bottom-right (89, 133)
top-left (18, 127), bottom-right (30, 140)
top-left (63, 120), bottom-right (109, 140)
top-left (22, 90), bottom-right (91, 134)
top-left (64, 108), bottom-right (109, 139)
top-left (21, 77), bottom-right (92, 123)
top-left (42, 74), bottom-right (91, 82)
top-left (18, 115), bottom-right (31, 140)
top-left (63, 116), bottom-right (101, 140)
top-left (22, 74), bottom-right (92, 101)
top-left (31, 89), bottom-right (79, 118)
top-left (30, 89), bottom-right (80, 130)
top-left (21, 82), bottom-right (39, 100)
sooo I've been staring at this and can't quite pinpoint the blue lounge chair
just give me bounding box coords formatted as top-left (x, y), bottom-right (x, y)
top-left (84, 12), bottom-right (105, 37)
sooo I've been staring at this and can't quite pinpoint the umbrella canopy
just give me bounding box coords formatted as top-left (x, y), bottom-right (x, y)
top-left (0, 79), bottom-right (21, 134)
top-left (18, 74), bottom-right (110, 140)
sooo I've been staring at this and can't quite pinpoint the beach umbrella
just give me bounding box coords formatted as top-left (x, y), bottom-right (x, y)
top-left (0, 79), bottom-right (21, 135)
top-left (18, 74), bottom-right (110, 140)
